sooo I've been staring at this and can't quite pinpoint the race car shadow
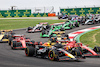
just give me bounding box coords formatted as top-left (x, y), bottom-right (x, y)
top-left (24, 55), bottom-right (85, 62)
top-left (56, 59), bottom-right (85, 62)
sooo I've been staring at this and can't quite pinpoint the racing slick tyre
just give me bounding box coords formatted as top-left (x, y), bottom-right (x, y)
top-left (93, 46), bottom-right (100, 52)
top-left (25, 46), bottom-right (35, 56)
top-left (28, 27), bottom-right (32, 30)
top-left (11, 41), bottom-right (17, 49)
top-left (42, 30), bottom-right (46, 35)
top-left (49, 33), bottom-right (54, 38)
top-left (60, 28), bottom-right (65, 31)
top-left (92, 20), bottom-right (95, 24)
top-left (8, 37), bottom-right (14, 45)
top-left (75, 22), bottom-right (79, 27)
top-left (71, 48), bottom-right (82, 56)
top-left (48, 50), bottom-right (59, 61)
top-left (58, 16), bottom-right (62, 19)
top-left (64, 35), bottom-right (70, 40)
top-left (31, 40), bottom-right (35, 45)
top-left (69, 24), bottom-right (73, 29)
top-left (99, 20), bottom-right (100, 23)
top-left (81, 23), bottom-right (85, 25)
top-left (46, 24), bottom-right (51, 29)
top-left (25, 37), bottom-right (30, 39)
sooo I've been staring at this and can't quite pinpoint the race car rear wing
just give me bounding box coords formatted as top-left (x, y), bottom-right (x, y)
top-left (0, 30), bottom-right (13, 32)
top-left (12, 34), bottom-right (25, 37)
top-left (52, 31), bottom-right (65, 35)
top-left (50, 22), bottom-right (65, 26)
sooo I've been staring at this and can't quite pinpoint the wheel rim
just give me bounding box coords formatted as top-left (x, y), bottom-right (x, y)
top-left (48, 51), bottom-right (54, 60)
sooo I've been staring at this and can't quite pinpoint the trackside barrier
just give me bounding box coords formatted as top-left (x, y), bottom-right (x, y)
top-left (48, 13), bottom-right (56, 17)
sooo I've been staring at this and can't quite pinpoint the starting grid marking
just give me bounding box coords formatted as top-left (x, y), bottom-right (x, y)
top-left (68, 26), bottom-right (100, 41)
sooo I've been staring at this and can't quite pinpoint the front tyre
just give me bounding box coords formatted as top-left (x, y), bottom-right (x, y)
top-left (75, 22), bottom-right (79, 27)
top-left (93, 46), bottom-right (100, 52)
top-left (25, 46), bottom-right (35, 56)
top-left (48, 50), bottom-right (59, 61)
top-left (11, 41), bottom-right (17, 49)
top-left (8, 37), bottom-right (14, 45)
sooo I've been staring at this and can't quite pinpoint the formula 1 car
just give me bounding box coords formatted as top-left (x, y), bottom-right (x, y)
top-left (9, 34), bottom-right (31, 49)
top-left (40, 25), bottom-right (63, 38)
top-left (64, 41), bottom-right (100, 57)
top-left (62, 20), bottom-right (79, 29)
top-left (0, 30), bottom-right (14, 42)
top-left (58, 14), bottom-right (68, 19)
top-left (26, 22), bottom-right (50, 33)
top-left (94, 14), bottom-right (100, 23)
top-left (50, 29), bottom-right (70, 41)
top-left (25, 39), bottom-right (85, 61)
top-left (81, 14), bottom-right (96, 25)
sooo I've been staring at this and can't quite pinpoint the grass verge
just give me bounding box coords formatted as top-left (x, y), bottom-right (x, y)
top-left (0, 19), bottom-right (66, 30)
top-left (80, 29), bottom-right (100, 48)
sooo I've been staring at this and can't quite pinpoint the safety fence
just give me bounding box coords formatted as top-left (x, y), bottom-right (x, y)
top-left (60, 7), bottom-right (100, 16)
top-left (0, 9), bottom-right (56, 17)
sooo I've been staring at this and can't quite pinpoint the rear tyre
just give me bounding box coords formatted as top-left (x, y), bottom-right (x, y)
top-left (70, 24), bottom-right (73, 29)
top-left (64, 35), bottom-right (70, 40)
top-left (25, 37), bottom-right (30, 39)
top-left (93, 46), bottom-right (100, 52)
top-left (71, 48), bottom-right (82, 56)
top-left (25, 46), bottom-right (35, 56)
top-left (11, 41), bottom-right (17, 49)
top-left (75, 22), bottom-right (79, 27)
top-left (8, 37), bottom-right (14, 45)
top-left (42, 30), bottom-right (46, 35)
top-left (60, 28), bottom-right (65, 31)
top-left (28, 27), bottom-right (32, 30)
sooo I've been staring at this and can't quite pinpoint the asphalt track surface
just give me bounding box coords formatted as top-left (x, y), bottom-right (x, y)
top-left (0, 23), bottom-right (100, 67)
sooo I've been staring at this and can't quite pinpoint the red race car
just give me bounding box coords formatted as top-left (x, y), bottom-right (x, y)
top-left (64, 41), bottom-right (100, 57)
top-left (9, 34), bottom-right (31, 49)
